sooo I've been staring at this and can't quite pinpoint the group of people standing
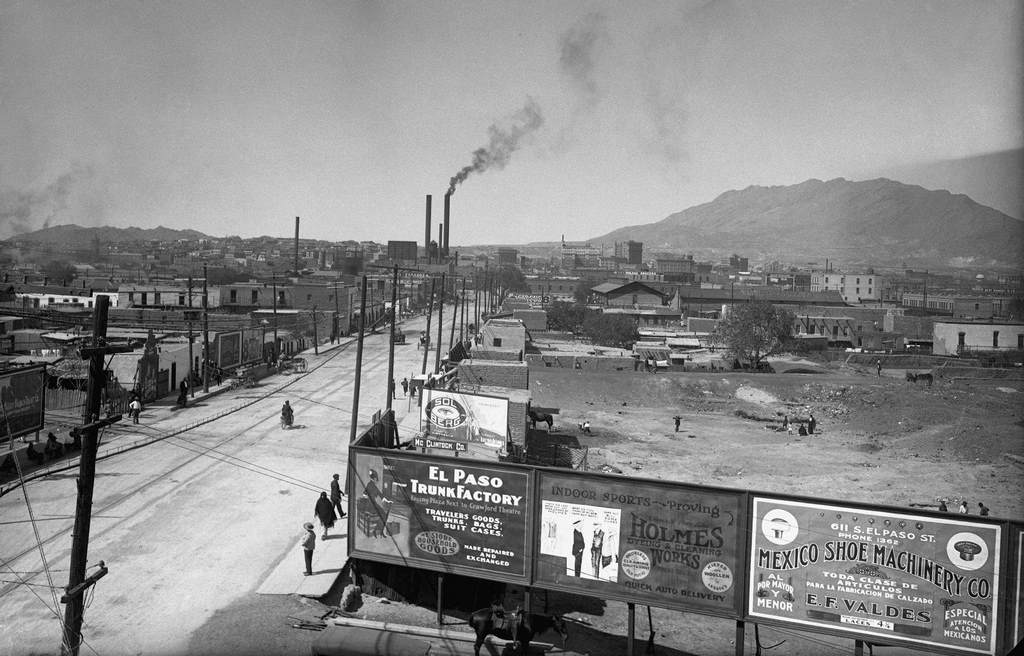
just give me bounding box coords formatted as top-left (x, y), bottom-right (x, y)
top-left (301, 473), bottom-right (348, 576)
top-left (937, 498), bottom-right (990, 516)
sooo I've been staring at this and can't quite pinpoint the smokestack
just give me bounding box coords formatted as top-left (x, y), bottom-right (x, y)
top-left (443, 192), bottom-right (451, 259)
top-left (294, 217), bottom-right (300, 274)
top-left (424, 195), bottom-right (432, 264)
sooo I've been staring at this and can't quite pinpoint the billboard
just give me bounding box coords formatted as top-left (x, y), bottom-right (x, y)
top-left (0, 365), bottom-right (46, 440)
top-left (419, 390), bottom-right (508, 458)
top-left (533, 471), bottom-right (744, 616)
top-left (748, 497), bottom-right (1002, 655)
top-left (348, 449), bottom-right (531, 584)
top-left (241, 329), bottom-right (263, 364)
top-left (217, 331), bottom-right (242, 369)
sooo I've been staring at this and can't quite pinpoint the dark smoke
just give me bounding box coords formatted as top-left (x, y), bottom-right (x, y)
top-left (447, 98), bottom-right (544, 195)
top-left (0, 165), bottom-right (93, 239)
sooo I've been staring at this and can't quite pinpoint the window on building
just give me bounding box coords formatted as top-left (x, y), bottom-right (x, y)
top-left (278, 291), bottom-right (285, 304)
top-left (1018, 334), bottom-right (1023, 349)
top-left (856, 288), bottom-right (860, 294)
top-left (251, 290), bottom-right (258, 304)
top-left (153, 292), bottom-right (161, 305)
top-left (832, 326), bottom-right (838, 337)
top-left (141, 293), bottom-right (148, 305)
top-left (178, 294), bottom-right (185, 306)
top-left (493, 337), bottom-right (502, 347)
top-left (958, 332), bottom-right (965, 351)
top-left (856, 277), bottom-right (860, 284)
top-left (993, 331), bottom-right (999, 348)
top-left (307, 294), bottom-right (313, 302)
top-left (975, 303), bottom-right (979, 310)
top-left (48, 297), bottom-right (55, 304)
top-left (230, 290), bottom-right (237, 303)
top-left (129, 292), bottom-right (134, 303)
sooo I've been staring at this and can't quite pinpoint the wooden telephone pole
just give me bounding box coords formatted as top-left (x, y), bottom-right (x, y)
top-left (60, 295), bottom-right (126, 656)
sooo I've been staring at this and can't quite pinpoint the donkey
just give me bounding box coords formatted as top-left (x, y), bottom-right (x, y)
top-left (468, 607), bottom-right (568, 656)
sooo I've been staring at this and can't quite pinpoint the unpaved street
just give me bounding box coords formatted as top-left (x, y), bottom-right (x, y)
top-left (0, 315), bottom-right (439, 655)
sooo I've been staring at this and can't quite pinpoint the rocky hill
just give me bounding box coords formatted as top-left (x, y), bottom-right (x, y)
top-left (5, 224), bottom-right (212, 244)
top-left (592, 178), bottom-right (1024, 268)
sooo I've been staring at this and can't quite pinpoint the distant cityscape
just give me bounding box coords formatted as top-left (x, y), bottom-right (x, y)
top-left (1, 224), bottom-right (1022, 399)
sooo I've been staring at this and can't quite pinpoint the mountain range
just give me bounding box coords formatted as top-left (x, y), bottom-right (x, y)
top-left (590, 177), bottom-right (1024, 269)
top-left (5, 224), bottom-right (212, 244)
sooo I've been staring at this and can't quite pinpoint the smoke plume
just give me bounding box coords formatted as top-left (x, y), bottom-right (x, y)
top-left (0, 165), bottom-right (94, 239)
top-left (447, 98), bottom-right (544, 195)
top-left (559, 12), bottom-right (607, 104)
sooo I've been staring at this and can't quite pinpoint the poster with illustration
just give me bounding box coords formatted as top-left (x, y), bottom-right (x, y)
top-left (534, 471), bottom-right (744, 616)
top-left (347, 449), bottom-right (531, 584)
top-left (540, 500), bottom-right (621, 582)
top-left (748, 497), bottom-right (1002, 655)
top-left (420, 389), bottom-right (508, 450)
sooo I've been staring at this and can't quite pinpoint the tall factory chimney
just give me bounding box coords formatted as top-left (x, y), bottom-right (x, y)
top-left (424, 195), bottom-right (432, 264)
top-left (443, 192), bottom-right (451, 259)
top-left (294, 216), bottom-right (300, 274)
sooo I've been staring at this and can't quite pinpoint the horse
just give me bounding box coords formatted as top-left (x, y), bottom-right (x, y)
top-left (468, 607), bottom-right (568, 656)
top-left (528, 410), bottom-right (554, 431)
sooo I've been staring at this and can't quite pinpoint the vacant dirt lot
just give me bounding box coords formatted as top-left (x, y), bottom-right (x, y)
top-left (321, 356), bottom-right (1023, 656)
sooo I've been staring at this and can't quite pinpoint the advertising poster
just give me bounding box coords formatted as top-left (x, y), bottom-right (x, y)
top-left (0, 366), bottom-right (45, 440)
top-left (534, 471), bottom-right (743, 616)
top-left (217, 331), bottom-right (242, 369)
top-left (419, 390), bottom-right (508, 458)
top-left (241, 329), bottom-right (263, 364)
top-left (748, 497), bottom-right (1001, 655)
top-left (348, 450), bottom-right (531, 584)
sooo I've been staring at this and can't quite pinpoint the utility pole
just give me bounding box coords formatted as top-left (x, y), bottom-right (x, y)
top-left (333, 281), bottom-right (340, 343)
top-left (202, 265), bottom-right (210, 393)
top-left (61, 295), bottom-right (123, 656)
top-left (460, 278), bottom-right (467, 345)
top-left (434, 273), bottom-right (445, 374)
top-left (386, 264), bottom-right (398, 411)
top-left (421, 277), bottom-right (435, 376)
top-left (272, 273), bottom-right (279, 363)
top-left (187, 275), bottom-right (194, 397)
top-left (448, 278), bottom-right (458, 354)
top-left (349, 276), bottom-right (368, 444)
top-left (311, 306), bottom-right (319, 355)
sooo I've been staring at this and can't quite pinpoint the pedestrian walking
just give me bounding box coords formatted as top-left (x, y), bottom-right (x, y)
top-left (673, 415), bottom-right (681, 432)
top-left (978, 502), bottom-right (990, 516)
top-left (301, 522), bottom-right (316, 576)
top-left (401, 377), bottom-right (409, 396)
top-left (177, 379), bottom-right (188, 408)
top-left (959, 500), bottom-right (969, 514)
top-left (314, 491), bottom-right (337, 539)
top-left (808, 414), bottom-right (817, 435)
top-left (129, 398), bottom-right (142, 424)
top-left (876, 360), bottom-right (882, 377)
top-left (330, 474), bottom-right (347, 519)
top-left (938, 500), bottom-right (948, 512)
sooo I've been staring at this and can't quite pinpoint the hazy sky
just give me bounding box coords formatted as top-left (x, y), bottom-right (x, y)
top-left (1, 1), bottom-right (1020, 245)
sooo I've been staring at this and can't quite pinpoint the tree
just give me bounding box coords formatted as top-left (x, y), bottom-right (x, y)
top-left (713, 301), bottom-right (795, 369)
top-left (42, 260), bottom-right (77, 286)
top-left (493, 267), bottom-right (528, 307)
top-left (547, 300), bottom-right (588, 333)
top-left (582, 311), bottom-right (638, 348)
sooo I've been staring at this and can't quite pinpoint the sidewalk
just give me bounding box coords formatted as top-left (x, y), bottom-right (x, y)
top-left (257, 522), bottom-right (351, 598)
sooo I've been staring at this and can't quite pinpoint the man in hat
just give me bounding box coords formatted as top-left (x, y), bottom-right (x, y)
top-left (330, 473), bottom-right (346, 519)
top-left (301, 522), bottom-right (316, 576)
top-left (571, 520), bottom-right (585, 577)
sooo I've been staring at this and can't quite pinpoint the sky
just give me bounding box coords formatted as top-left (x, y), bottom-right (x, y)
top-left (1, 1), bottom-right (1020, 245)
